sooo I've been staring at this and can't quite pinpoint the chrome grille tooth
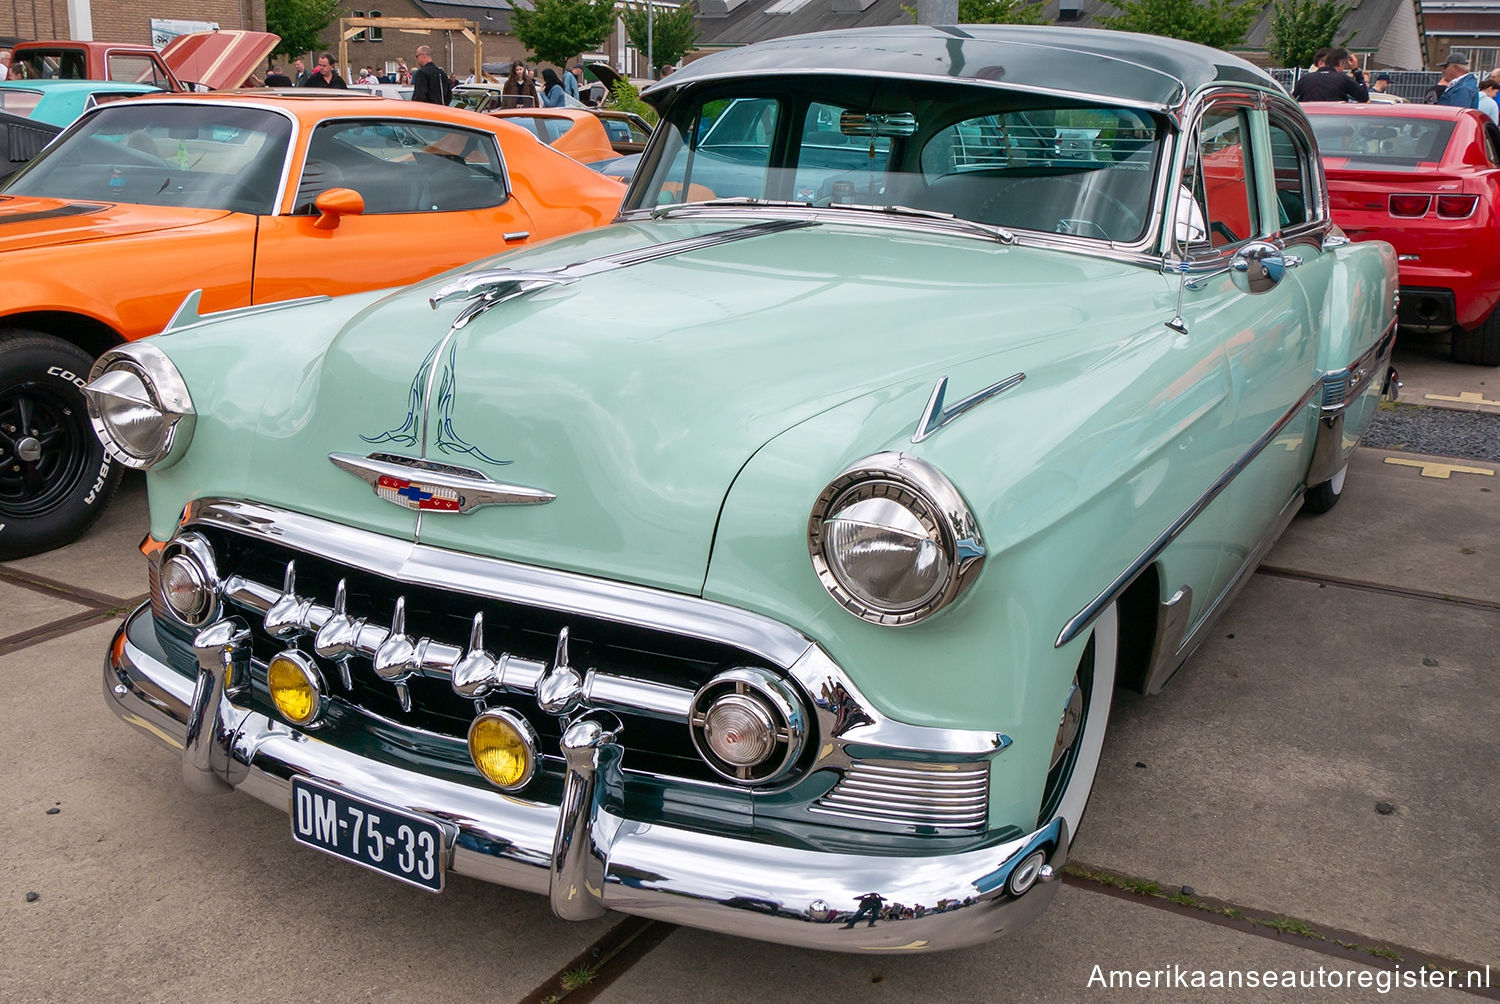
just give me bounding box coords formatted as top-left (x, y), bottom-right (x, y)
top-left (372, 596), bottom-right (419, 684)
top-left (452, 612), bottom-right (502, 699)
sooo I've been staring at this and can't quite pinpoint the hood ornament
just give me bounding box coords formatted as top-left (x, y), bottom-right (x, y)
top-left (330, 452), bottom-right (556, 513)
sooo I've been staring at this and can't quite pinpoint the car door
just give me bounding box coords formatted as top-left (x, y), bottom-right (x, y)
top-left (1169, 96), bottom-right (1317, 618)
top-left (1188, 99), bottom-right (1320, 603)
top-left (251, 116), bottom-right (536, 302)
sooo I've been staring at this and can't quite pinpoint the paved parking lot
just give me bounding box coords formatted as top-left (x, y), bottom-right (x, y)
top-left (1, 345), bottom-right (1495, 1002)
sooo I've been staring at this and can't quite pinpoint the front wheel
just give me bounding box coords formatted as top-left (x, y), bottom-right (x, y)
top-left (1303, 462), bottom-right (1348, 515)
top-left (1038, 603), bottom-right (1118, 840)
top-left (1453, 307), bottom-right (1500, 366)
top-left (0, 330), bottom-right (123, 560)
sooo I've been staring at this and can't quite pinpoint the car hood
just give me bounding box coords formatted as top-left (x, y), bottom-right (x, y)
top-left (160, 30), bottom-right (280, 90)
top-left (241, 218), bottom-right (1165, 594)
top-left (0, 196), bottom-right (230, 252)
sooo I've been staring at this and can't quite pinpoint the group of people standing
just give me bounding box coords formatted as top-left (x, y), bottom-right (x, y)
top-left (501, 61), bottom-right (591, 108)
top-left (261, 46), bottom-right (450, 103)
top-left (1290, 45), bottom-right (1500, 125)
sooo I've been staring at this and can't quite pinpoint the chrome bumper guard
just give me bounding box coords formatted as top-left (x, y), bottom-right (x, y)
top-left (107, 604), bottom-right (1066, 953)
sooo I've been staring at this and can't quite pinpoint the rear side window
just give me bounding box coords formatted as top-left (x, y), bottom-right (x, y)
top-left (1268, 120), bottom-right (1314, 228)
top-left (295, 119), bottom-right (508, 214)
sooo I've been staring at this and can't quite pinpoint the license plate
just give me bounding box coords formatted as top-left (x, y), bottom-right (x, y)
top-left (290, 777), bottom-right (447, 892)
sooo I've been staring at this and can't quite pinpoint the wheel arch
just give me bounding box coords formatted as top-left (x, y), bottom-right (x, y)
top-left (0, 311), bottom-right (126, 362)
top-left (1113, 562), bottom-right (1161, 695)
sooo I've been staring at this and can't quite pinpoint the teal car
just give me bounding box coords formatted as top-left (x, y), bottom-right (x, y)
top-left (0, 80), bottom-right (159, 180)
top-left (91, 26), bottom-right (1395, 951)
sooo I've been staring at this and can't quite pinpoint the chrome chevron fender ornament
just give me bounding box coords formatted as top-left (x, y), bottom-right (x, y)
top-left (330, 452), bottom-right (556, 513)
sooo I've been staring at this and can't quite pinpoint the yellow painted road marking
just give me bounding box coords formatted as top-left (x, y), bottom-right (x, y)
top-left (1424, 391), bottom-right (1500, 406)
top-left (1383, 458), bottom-right (1496, 480)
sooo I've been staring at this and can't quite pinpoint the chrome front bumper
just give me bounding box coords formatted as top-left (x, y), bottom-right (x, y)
top-left (106, 603), bottom-right (1067, 953)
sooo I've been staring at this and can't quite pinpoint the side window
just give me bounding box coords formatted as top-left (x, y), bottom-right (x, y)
top-left (1267, 120), bottom-right (1313, 229)
top-left (369, 11), bottom-right (384, 42)
top-left (108, 54), bottom-right (169, 89)
top-left (352, 11), bottom-right (367, 42)
top-left (296, 120), bottom-right (508, 214)
top-left (1484, 123), bottom-right (1500, 167)
top-left (1182, 108), bottom-right (1255, 250)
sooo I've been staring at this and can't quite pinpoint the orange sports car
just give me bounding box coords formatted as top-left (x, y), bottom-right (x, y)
top-left (487, 107), bottom-right (653, 168)
top-left (0, 92), bottom-right (624, 559)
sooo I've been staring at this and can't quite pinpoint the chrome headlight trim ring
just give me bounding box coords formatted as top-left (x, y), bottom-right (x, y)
top-left (808, 452), bottom-right (986, 627)
top-left (84, 342), bottom-right (196, 470)
top-left (157, 531), bottom-right (223, 628)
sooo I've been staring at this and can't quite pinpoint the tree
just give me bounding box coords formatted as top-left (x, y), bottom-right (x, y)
top-left (511, 0), bottom-right (619, 68)
top-left (1097, 0), bottom-right (1262, 50)
top-left (1266, 0), bottom-right (1353, 69)
top-left (904, 0), bottom-right (1047, 23)
top-left (622, 2), bottom-right (701, 72)
top-left (265, 0), bottom-right (341, 60)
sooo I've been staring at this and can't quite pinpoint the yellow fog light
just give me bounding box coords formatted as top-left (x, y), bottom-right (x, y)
top-left (268, 650), bottom-right (325, 727)
top-left (468, 709), bottom-right (539, 791)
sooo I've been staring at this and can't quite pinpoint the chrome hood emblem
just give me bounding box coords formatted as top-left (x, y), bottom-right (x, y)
top-left (330, 452), bottom-right (555, 513)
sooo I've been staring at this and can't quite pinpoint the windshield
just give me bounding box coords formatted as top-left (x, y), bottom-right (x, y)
top-left (4, 103), bottom-right (293, 214)
top-left (1309, 114), bottom-right (1458, 170)
top-left (626, 81), bottom-right (1165, 243)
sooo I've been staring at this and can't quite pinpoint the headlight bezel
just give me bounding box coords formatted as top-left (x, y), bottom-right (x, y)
top-left (84, 343), bottom-right (196, 470)
top-left (808, 452), bottom-right (985, 626)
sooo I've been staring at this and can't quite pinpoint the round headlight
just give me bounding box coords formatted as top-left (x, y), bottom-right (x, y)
top-left (808, 453), bottom-right (985, 626)
top-left (84, 344), bottom-right (195, 470)
top-left (468, 709), bottom-right (539, 791)
top-left (267, 650), bottom-right (326, 727)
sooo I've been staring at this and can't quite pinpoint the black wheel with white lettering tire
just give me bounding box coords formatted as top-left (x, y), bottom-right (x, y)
top-left (0, 330), bottom-right (122, 560)
top-left (1453, 307), bottom-right (1500, 366)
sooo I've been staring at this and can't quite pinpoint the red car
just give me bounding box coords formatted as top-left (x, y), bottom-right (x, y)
top-left (1305, 103), bottom-right (1500, 365)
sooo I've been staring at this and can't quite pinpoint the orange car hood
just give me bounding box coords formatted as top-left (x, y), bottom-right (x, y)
top-left (0, 196), bottom-right (232, 253)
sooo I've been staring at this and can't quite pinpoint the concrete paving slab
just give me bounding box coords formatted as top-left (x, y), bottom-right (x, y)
top-left (595, 884), bottom-right (1481, 1003)
top-left (0, 621), bottom-right (611, 1002)
top-left (1392, 341), bottom-right (1500, 414)
top-left (1073, 576), bottom-right (1500, 966)
top-left (0, 474), bottom-right (150, 603)
top-left (1270, 447), bottom-right (1499, 603)
top-left (0, 581), bottom-right (86, 642)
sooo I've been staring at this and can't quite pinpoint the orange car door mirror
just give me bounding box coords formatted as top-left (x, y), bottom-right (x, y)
top-left (313, 188), bottom-right (366, 230)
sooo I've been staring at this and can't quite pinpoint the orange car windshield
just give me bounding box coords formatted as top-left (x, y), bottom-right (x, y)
top-left (6, 103), bottom-right (293, 214)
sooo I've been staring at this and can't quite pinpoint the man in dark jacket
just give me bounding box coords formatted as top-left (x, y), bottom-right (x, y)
top-left (1292, 48), bottom-right (1369, 103)
top-left (411, 45), bottom-right (451, 104)
top-left (303, 53), bottom-right (348, 89)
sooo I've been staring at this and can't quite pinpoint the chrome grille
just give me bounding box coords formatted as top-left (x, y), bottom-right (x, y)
top-left (1322, 372), bottom-right (1350, 408)
top-left (811, 761), bottom-right (989, 830)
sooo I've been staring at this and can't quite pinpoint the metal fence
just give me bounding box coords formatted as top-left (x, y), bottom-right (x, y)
top-left (1269, 67), bottom-right (1443, 103)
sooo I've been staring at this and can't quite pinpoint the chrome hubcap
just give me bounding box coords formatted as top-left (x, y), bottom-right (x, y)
top-left (1050, 677), bottom-right (1083, 771)
top-left (16, 436), bottom-right (41, 462)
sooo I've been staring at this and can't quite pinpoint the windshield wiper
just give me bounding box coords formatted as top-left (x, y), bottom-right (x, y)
top-left (649, 197), bottom-right (1016, 243)
top-left (650, 196), bottom-right (814, 218)
top-left (824, 202), bottom-right (1017, 244)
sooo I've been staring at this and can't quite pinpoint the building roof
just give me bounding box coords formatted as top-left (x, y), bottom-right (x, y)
top-left (1240, 0), bottom-right (1411, 53)
top-left (651, 24), bottom-right (1278, 112)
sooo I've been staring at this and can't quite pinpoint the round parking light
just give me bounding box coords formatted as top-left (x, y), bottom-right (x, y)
top-left (1008, 850), bottom-right (1048, 897)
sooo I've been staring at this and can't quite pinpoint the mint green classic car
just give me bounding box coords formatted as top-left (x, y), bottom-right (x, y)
top-left (92, 26), bottom-right (1396, 951)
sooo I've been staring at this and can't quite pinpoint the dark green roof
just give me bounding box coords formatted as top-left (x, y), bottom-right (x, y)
top-left (648, 24), bottom-right (1278, 112)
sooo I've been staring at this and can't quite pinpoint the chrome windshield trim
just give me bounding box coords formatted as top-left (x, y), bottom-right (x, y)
top-left (1054, 378), bottom-right (1323, 649)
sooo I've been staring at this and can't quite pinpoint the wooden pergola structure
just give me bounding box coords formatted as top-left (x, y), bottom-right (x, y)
top-left (337, 16), bottom-right (483, 83)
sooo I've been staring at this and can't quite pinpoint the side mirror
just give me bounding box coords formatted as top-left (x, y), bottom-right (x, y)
top-left (1229, 241), bottom-right (1302, 295)
top-left (313, 188), bottom-right (365, 231)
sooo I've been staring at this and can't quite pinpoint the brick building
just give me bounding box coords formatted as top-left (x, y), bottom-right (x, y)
top-left (4, 0), bottom-right (265, 44)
